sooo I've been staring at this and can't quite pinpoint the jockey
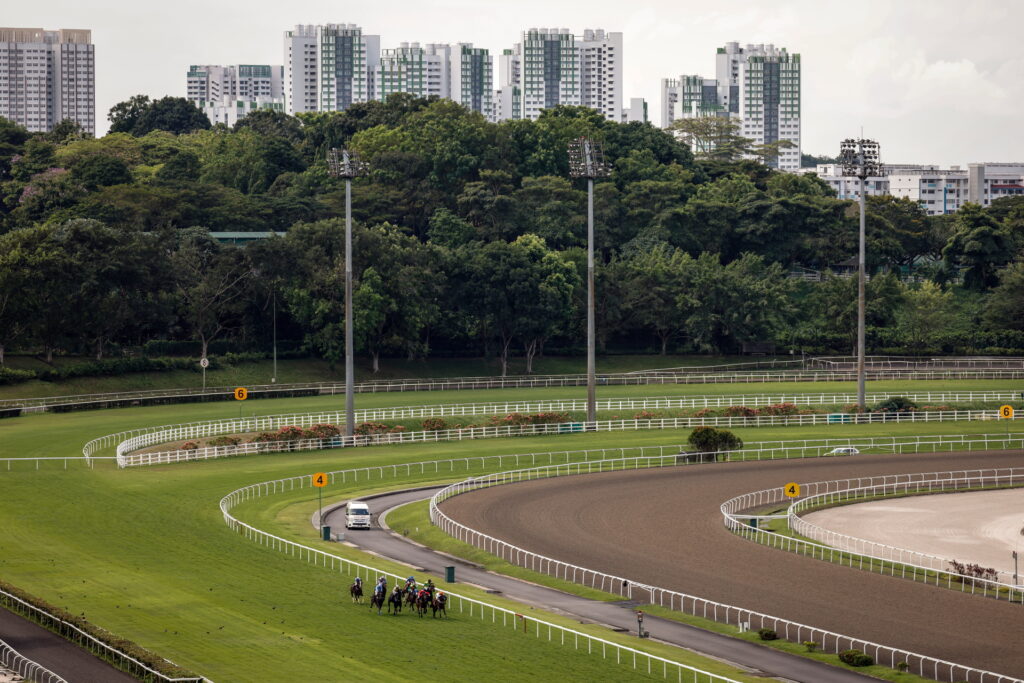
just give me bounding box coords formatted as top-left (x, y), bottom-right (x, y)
top-left (405, 576), bottom-right (416, 590)
top-left (354, 577), bottom-right (362, 587)
top-left (424, 579), bottom-right (435, 594)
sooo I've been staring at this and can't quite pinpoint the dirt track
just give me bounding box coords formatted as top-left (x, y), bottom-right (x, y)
top-left (441, 449), bottom-right (1024, 677)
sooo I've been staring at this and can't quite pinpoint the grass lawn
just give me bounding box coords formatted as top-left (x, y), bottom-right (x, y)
top-left (1, 379), bottom-right (1019, 681)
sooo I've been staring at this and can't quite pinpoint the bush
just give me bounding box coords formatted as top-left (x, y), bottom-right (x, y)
top-left (421, 417), bottom-right (448, 431)
top-left (802, 641), bottom-right (818, 652)
top-left (838, 649), bottom-right (873, 666)
top-left (757, 628), bottom-right (778, 641)
top-left (896, 661), bottom-right (909, 672)
top-left (0, 366), bottom-right (36, 385)
top-left (275, 426), bottom-right (306, 441)
top-left (723, 405), bottom-right (756, 417)
top-left (487, 412), bottom-right (570, 427)
top-left (632, 410), bottom-right (662, 420)
top-left (180, 441), bottom-right (199, 450)
top-left (307, 423), bottom-right (340, 439)
top-left (207, 436), bottom-right (240, 447)
top-left (355, 421), bottom-right (392, 435)
top-left (249, 432), bottom-right (281, 443)
top-left (688, 426), bottom-right (743, 453)
top-left (872, 396), bottom-right (917, 413)
top-left (758, 402), bottom-right (799, 416)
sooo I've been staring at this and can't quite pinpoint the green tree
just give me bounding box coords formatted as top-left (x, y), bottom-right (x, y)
top-left (172, 228), bottom-right (253, 359)
top-left (896, 281), bottom-right (957, 352)
top-left (107, 95), bottom-right (152, 134)
top-left (70, 154), bottom-right (132, 190)
top-left (668, 117), bottom-right (752, 161)
top-left (130, 97), bottom-right (211, 136)
top-left (983, 262), bottom-right (1024, 331)
top-left (942, 203), bottom-right (1013, 290)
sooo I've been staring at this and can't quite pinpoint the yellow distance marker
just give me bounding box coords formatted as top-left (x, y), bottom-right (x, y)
top-left (783, 482), bottom-right (801, 498)
top-left (312, 472), bottom-right (328, 488)
top-left (234, 387), bottom-right (248, 401)
top-left (999, 405), bottom-right (1014, 419)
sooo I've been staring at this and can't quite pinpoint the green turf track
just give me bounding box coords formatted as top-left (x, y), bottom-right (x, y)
top-left (0, 378), bottom-right (1020, 680)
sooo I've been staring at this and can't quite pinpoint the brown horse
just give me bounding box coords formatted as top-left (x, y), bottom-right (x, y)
top-left (404, 587), bottom-right (418, 609)
top-left (431, 592), bottom-right (448, 619)
top-left (415, 591), bottom-right (431, 617)
top-left (370, 588), bottom-right (386, 615)
top-left (387, 587), bottom-right (404, 615)
top-left (349, 582), bottom-right (363, 604)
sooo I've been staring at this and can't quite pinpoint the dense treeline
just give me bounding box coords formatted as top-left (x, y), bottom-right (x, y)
top-left (1, 96), bottom-right (1023, 374)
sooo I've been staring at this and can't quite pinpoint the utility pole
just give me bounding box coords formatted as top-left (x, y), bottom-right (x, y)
top-left (568, 137), bottom-right (611, 424)
top-left (326, 149), bottom-right (368, 438)
top-left (838, 138), bottom-right (882, 410)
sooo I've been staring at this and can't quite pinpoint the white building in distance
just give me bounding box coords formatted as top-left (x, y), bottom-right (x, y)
top-left (284, 24), bottom-right (380, 115)
top-left (0, 27), bottom-right (95, 135)
top-left (496, 27), bottom-right (622, 122)
top-left (805, 162), bottom-right (1024, 215)
top-left (622, 97), bottom-right (648, 123)
top-left (186, 64), bottom-right (284, 126)
top-left (662, 42), bottom-right (801, 170)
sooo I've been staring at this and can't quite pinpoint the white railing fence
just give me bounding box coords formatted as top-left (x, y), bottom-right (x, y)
top-left (9, 364), bottom-right (1024, 412)
top-left (0, 637), bottom-right (67, 683)
top-left (793, 471), bottom-right (1024, 588)
top-left (1, 457), bottom-right (114, 471)
top-left (218, 471), bottom-right (741, 683)
top-left (721, 470), bottom-right (1024, 601)
top-left (111, 408), bottom-right (1022, 468)
top-left (430, 457), bottom-right (1023, 683)
top-left (0, 587), bottom-right (205, 682)
top-left (81, 389), bottom-right (1022, 460)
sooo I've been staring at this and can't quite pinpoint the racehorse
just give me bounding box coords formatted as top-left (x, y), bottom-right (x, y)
top-left (370, 588), bottom-right (386, 615)
top-left (404, 587), bottom-right (418, 609)
top-left (415, 591), bottom-right (431, 618)
top-left (431, 593), bottom-right (448, 619)
top-left (387, 587), bottom-right (404, 615)
top-left (349, 582), bottom-right (363, 604)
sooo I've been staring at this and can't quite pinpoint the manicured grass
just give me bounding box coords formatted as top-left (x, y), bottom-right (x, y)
top-left (1, 379), bottom-right (1020, 680)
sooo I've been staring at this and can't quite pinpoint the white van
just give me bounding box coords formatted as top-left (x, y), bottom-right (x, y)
top-left (345, 501), bottom-right (371, 529)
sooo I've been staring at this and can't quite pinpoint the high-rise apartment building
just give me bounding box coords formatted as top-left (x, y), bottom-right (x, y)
top-left (496, 28), bottom-right (622, 122)
top-left (284, 24), bottom-right (380, 115)
top-left (372, 42), bottom-right (446, 101)
top-left (450, 44), bottom-right (493, 120)
top-left (0, 27), bottom-right (94, 135)
top-left (662, 42), bottom-right (801, 170)
top-left (622, 97), bottom-right (648, 123)
top-left (186, 64), bottom-right (285, 125)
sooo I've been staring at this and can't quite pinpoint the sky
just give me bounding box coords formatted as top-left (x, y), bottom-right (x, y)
top-left (7, 0), bottom-right (1023, 167)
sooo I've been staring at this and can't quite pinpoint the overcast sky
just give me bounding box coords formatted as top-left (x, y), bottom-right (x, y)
top-left (8, 0), bottom-right (1023, 167)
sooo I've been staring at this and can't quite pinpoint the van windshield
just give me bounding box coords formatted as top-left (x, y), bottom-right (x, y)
top-left (349, 507), bottom-right (369, 515)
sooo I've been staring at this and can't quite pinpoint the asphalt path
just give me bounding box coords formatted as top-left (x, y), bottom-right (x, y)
top-left (440, 449), bottom-right (1024, 679)
top-left (323, 488), bottom-right (876, 683)
top-left (0, 605), bottom-right (136, 683)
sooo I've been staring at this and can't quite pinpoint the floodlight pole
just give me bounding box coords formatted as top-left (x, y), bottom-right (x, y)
top-left (568, 138), bottom-right (610, 425)
top-left (839, 138), bottom-right (882, 411)
top-left (587, 175), bottom-right (596, 423)
top-left (327, 149), bottom-right (367, 438)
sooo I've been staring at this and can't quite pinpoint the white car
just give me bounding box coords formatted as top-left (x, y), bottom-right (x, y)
top-left (345, 501), bottom-right (371, 529)
top-left (828, 446), bottom-right (860, 456)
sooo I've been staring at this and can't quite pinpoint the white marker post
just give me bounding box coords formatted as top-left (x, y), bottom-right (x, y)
top-left (199, 357), bottom-right (209, 389)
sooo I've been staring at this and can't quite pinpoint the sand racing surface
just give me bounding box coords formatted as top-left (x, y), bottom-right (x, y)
top-left (440, 450), bottom-right (1024, 677)
top-left (803, 488), bottom-right (1024, 576)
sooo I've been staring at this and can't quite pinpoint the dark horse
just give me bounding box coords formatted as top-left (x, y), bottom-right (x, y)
top-left (349, 582), bottom-right (363, 604)
top-left (370, 588), bottom-right (386, 615)
top-left (415, 591), bottom-right (431, 617)
top-left (404, 587), bottom-right (418, 610)
top-left (431, 593), bottom-right (448, 619)
top-left (387, 587), bottom-right (404, 615)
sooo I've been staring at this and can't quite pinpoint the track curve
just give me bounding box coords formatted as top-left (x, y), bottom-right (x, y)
top-left (440, 449), bottom-right (1024, 677)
